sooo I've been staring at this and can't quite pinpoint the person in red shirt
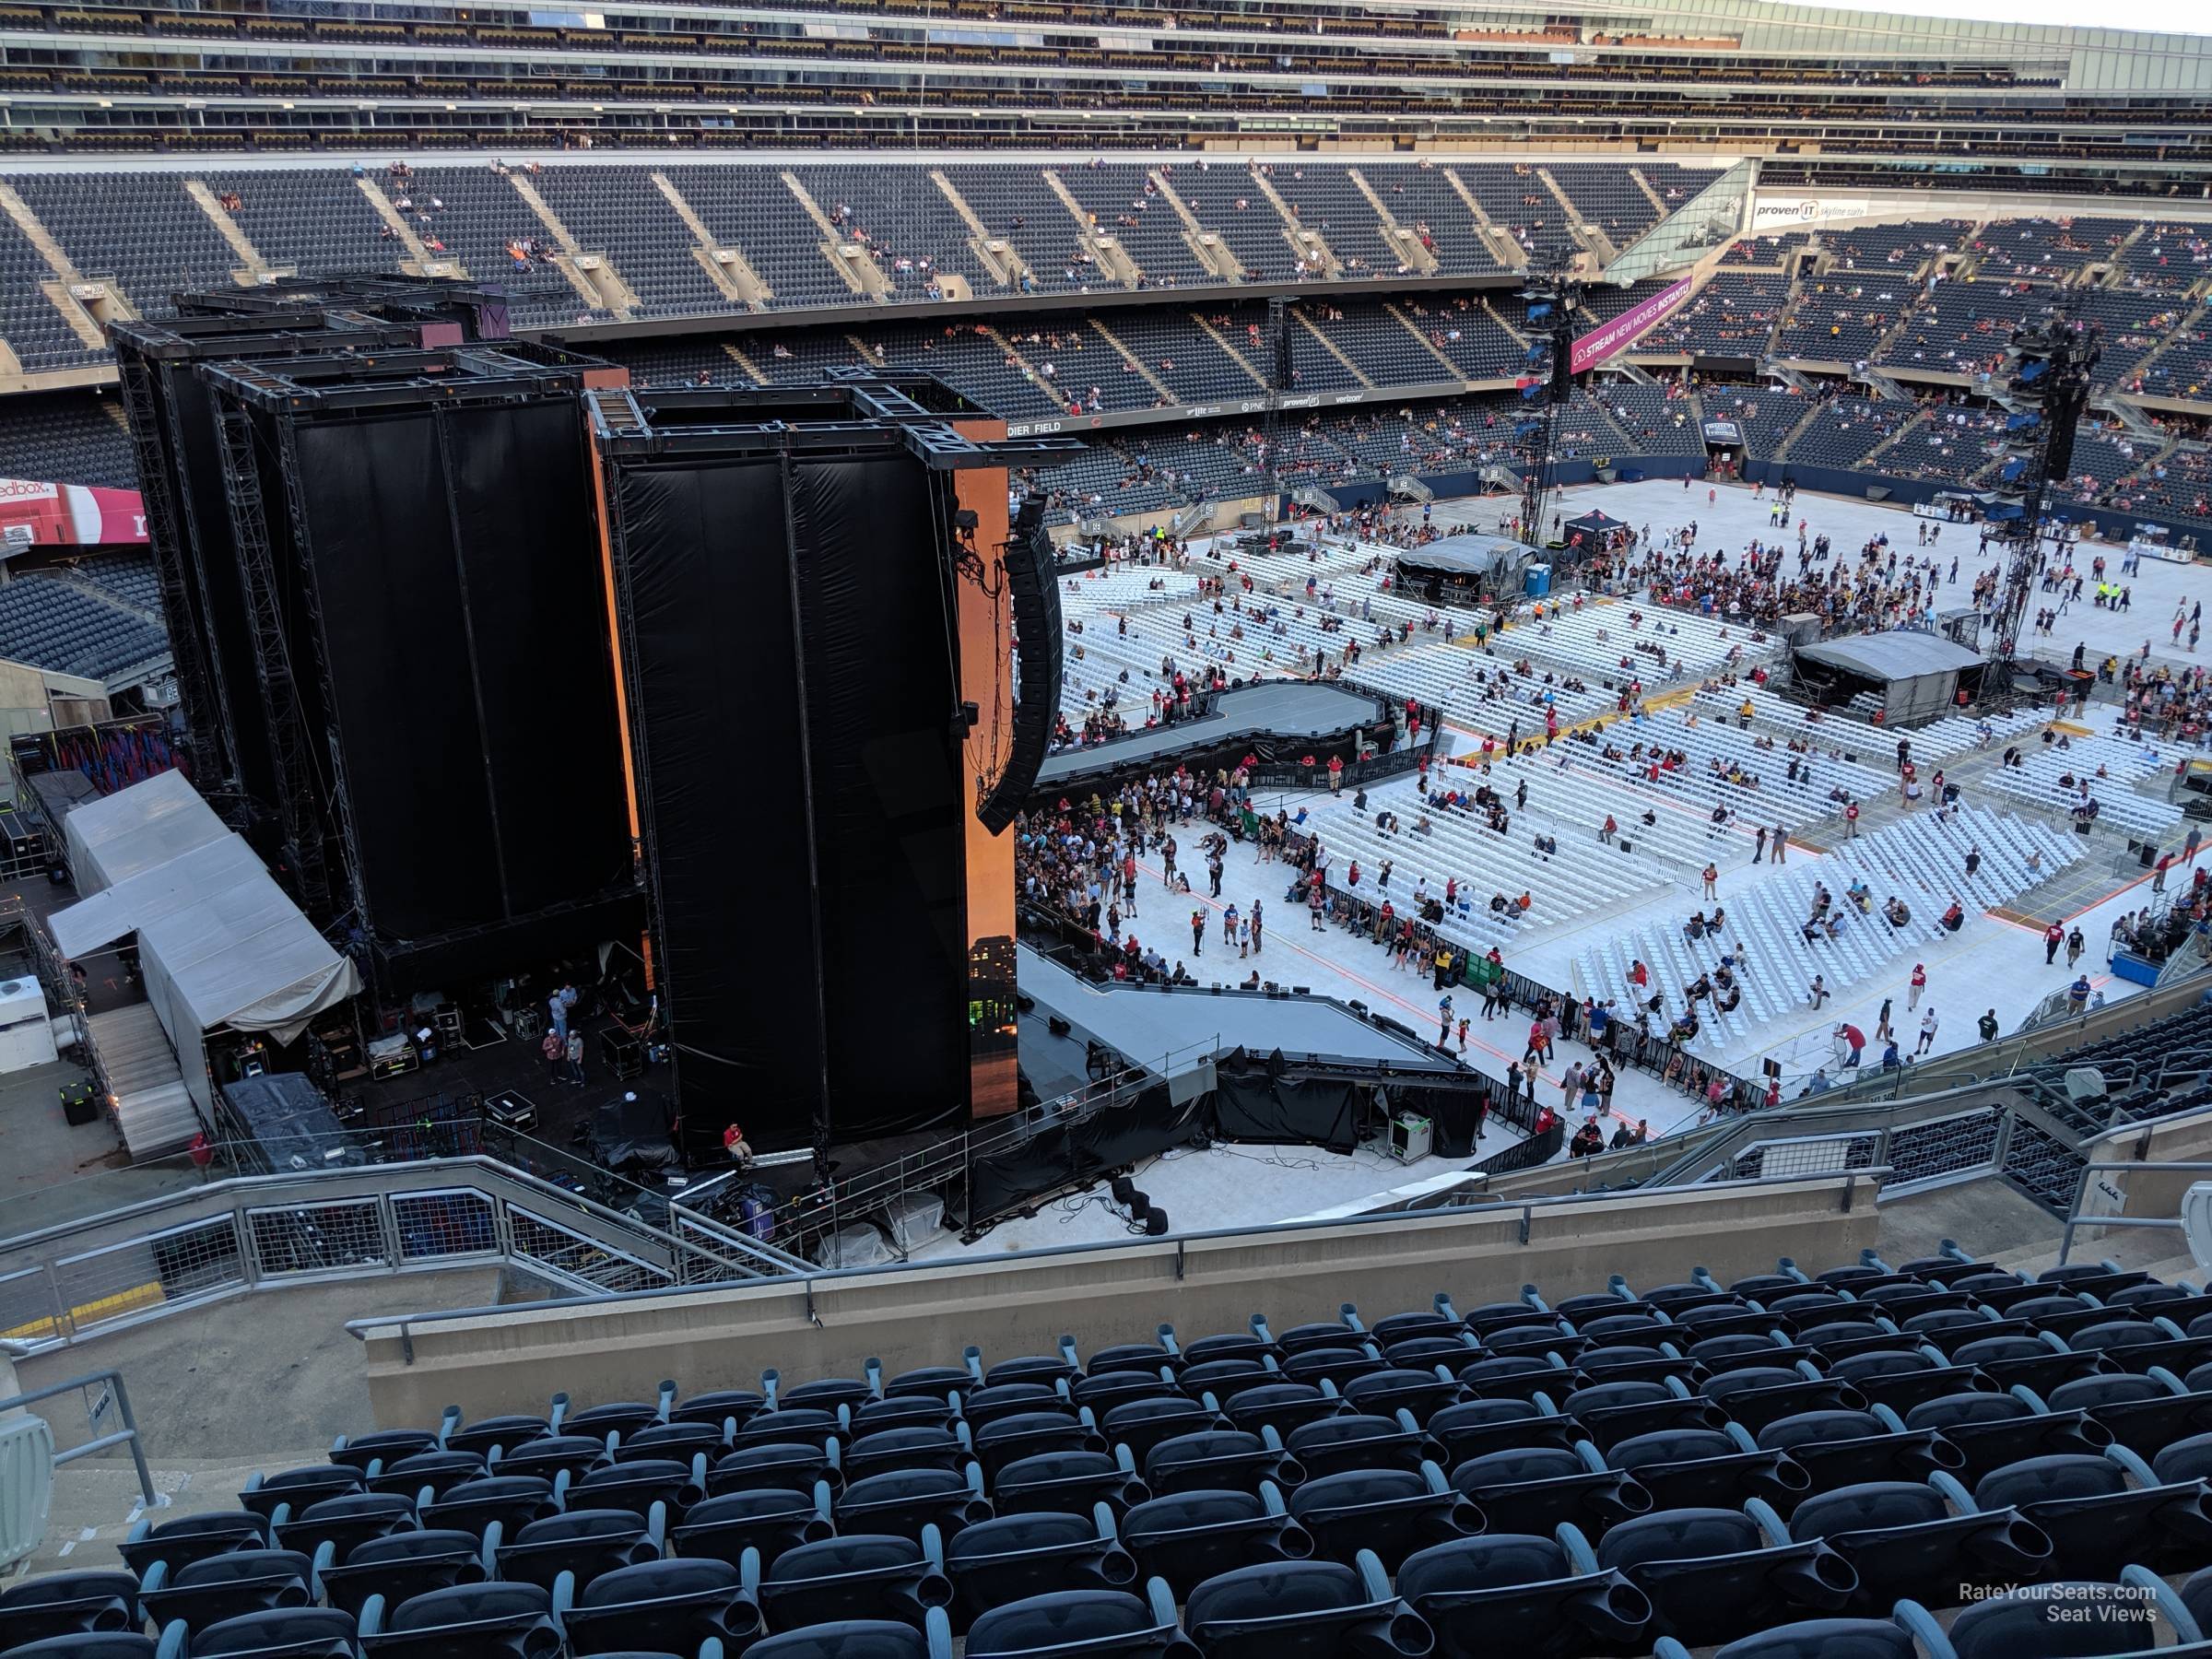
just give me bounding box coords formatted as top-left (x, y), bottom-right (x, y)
top-left (1630, 959), bottom-right (1649, 988)
top-left (1327, 754), bottom-right (1345, 794)
top-left (723, 1124), bottom-right (755, 1168)
top-left (1909, 962), bottom-right (1928, 1009)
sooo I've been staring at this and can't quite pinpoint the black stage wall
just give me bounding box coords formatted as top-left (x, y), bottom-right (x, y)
top-left (202, 351), bottom-right (640, 986)
top-left (288, 402), bottom-right (636, 971)
top-left (115, 304), bottom-right (484, 830)
top-left (603, 445), bottom-right (970, 1154)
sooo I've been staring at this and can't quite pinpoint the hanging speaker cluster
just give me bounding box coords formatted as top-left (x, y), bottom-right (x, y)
top-left (975, 494), bottom-right (1063, 835)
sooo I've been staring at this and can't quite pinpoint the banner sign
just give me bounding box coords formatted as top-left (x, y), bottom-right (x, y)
top-left (0, 477), bottom-right (147, 551)
top-left (1571, 277), bottom-right (1692, 375)
top-left (1748, 196), bottom-right (1872, 232)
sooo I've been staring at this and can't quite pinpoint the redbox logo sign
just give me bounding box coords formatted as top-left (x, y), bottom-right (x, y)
top-left (0, 477), bottom-right (149, 547)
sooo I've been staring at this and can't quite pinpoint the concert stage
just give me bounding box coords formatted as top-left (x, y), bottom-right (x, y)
top-left (1020, 943), bottom-right (1459, 1080)
top-left (1037, 680), bottom-right (1385, 793)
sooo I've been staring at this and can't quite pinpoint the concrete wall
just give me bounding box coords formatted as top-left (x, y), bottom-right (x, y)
top-left (359, 1177), bottom-right (1877, 1426)
top-left (2071, 1105), bottom-right (2212, 1243)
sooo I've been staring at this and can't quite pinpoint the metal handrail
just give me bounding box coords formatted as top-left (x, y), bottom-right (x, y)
top-left (2057, 1158), bottom-right (2212, 1266)
top-left (344, 1164), bottom-right (1888, 1359)
top-left (0, 1154), bottom-right (808, 1278)
top-left (0, 1367), bottom-right (155, 1506)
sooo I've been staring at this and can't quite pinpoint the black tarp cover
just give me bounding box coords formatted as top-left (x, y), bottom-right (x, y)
top-left (966, 1078), bottom-right (1204, 1225)
top-left (289, 400), bottom-right (632, 948)
top-left (590, 1088), bottom-right (680, 1175)
top-left (608, 449), bottom-right (969, 1152)
top-left (1210, 1051), bottom-right (1360, 1154)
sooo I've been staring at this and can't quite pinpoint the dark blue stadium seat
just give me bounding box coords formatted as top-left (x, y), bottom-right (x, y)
top-left (1653, 1604), bottom-right (1952, 1659)
top-left (441, 1418), bottom-right (547, 1461)
top-left (1947, 1570), bottom-right (2208, 1657)
top-left (745, 1613), bottom-right (950, 1659)
top-left (559, 1558), bottom-right (760, 1655)
top-left (490, 1510), bottom-right (656, 1593)
top-left (994, 1448), bottom-right (1147, 1517)
top-left (1905, 1391), bottom-right (2113, 1482)
top-left (1756, 1406), bottom-right (1965, 1494)
top-left (1180, 1556), bottom-right (1430, 1658)
top-left (1971, 1447), bottom-right (2212, 1579)
top-left (1117, 1488), bottom-right (1312, 1599)
top-left (1594, 1504), bottom-right (1856, 1646)
top-left (667, 1488), bottom-right (832, 1571)
top-left (944, 1510), bottom-right (1136, 1624)
top-left (118, 1512), bottom-right (268, 1579)
top-left (487, 1438), bottom-right (608, 1485)
top-left (0, 1634), bottom-right (182, 1659)
top-left (1429, 1394), bottom-right (1576, 1461)
top-left (1396, 1529), bottom-right (1650, 1657)
top-left (189, 1607), bottom-right (358, 1659)
top-left (1142, 1430), bottom-right (1299, 1498)
top-left (833, 1466), bottom-right (991, 1542)
top-left (1445, 1443), bottom-right (1651, 1537)
top-left (1606, 1424), bottom-right (1811, 1512)
top-left (708, 1441), bottom-right (838, 1498)
top-left (747, 1532), bottom-right (950, 1633)
top-left (139, 1550), bottom-right (314, 1633)
top-left (0, 1574), bottom-right (140, 1651)
top-left (241, 1470), bottom-right (365, 1523)
top-left (358, 1581), bottom-right (559, 1659)
top-left (328, 1433), bottom-right (444, 1478)
top-left (1785, 1476), bottom-right (2051, 1607)
top-left (961, 1583), bottom-right (1193, 1659)
top-left (1281, 1465), bottom-right (1479, 1571)
top-left (1283, 1412), bottom-right (1431, 1477)
top-left (418, 1477), bottom-right (557, 1542)
top-left (314, 1534), bottom-right (484, 1620)
top-left (273, 1497), bottom-right (418, 1568)
top-left (1100, 1398), bottom-right (1218, 1465)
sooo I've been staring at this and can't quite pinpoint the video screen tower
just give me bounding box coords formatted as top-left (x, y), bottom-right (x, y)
top-left (1988, 311), bottom-right (2100, 678)
top-left (1517, 268), bottom-right (1584, 549)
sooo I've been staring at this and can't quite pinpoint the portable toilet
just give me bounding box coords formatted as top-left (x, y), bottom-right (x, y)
top-left (1524, 563), bottom-right (1552, 598)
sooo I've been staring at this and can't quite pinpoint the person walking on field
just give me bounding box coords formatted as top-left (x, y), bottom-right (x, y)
top-left (1908, 963), bottom-right (1926, 1010)
top-left (2043, 920), bottom-right (2065, 965)
top-left (1917, 1007), bottom-right (1940, 1056)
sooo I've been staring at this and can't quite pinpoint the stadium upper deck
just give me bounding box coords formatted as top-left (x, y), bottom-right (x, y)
top-left (0, 0), bottom-right (2207, 162)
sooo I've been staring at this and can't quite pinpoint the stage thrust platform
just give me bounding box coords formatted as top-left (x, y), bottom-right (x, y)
top-left (1018, 943), bottom-right (1460, 1097)
top-left (1037, 680), bottom-right (1382, 791)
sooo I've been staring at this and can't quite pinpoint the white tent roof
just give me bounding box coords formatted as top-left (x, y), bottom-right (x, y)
top-left (63, 768), bottom-right (227, 896)
top-left (50, 773), bottom-right (360, 1044)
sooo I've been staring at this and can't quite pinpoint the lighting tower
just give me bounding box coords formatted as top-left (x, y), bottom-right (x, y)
top-left (1516, 266), bottom-right (1583, 550)
top-left (1987, 311), bottom-right (2100, 680)
top-left (1262, 295), bottom-right (1291, 523)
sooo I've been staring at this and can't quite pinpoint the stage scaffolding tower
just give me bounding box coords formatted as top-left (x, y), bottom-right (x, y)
top-left (1987, 310), bottom-right (2100, 683)
top-left (1516, 267), bottom-right (1583, 551)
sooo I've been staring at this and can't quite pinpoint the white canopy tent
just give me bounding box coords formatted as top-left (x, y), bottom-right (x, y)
top-left (49, 771), bottom-right (361, 1148)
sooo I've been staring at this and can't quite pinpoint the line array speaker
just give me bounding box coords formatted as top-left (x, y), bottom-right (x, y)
top-left (976, 495), bottom-right (1063, 834)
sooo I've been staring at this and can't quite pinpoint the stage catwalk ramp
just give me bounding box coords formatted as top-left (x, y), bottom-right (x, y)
top-left (1036, 680), bottom-right (1385, 791)
top-left (586, 382), bottom-right (1079, 1155)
